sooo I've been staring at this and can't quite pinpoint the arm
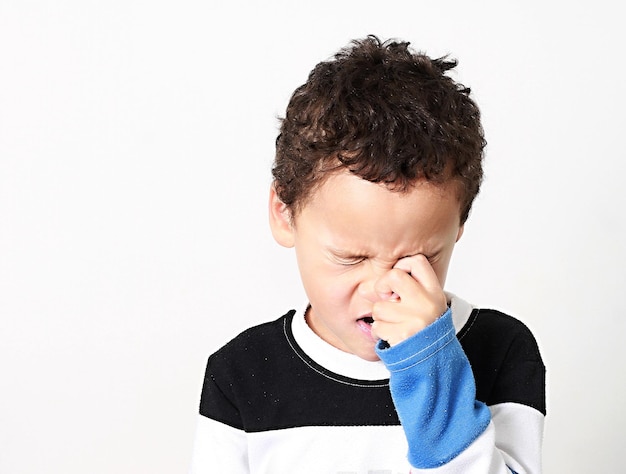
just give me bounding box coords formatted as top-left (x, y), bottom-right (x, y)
top-left (376, 308), bottom-right (492, 469)
top-left (190, 415), bottom-right (249, 473)
top-left (377, 312), bottom-right (544, 473)
top-left (189, 358), bottom-right (249, 473)
top-left (372, 257), bottom-right (544, 472)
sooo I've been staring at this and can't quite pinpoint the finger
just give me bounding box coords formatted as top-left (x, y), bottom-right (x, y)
top-left (371, 298), bottom-right (414, 323)
top-left (371, 317), bottom-right (427, 346)
top-left (393, 254), bottom-right (442, 292)
top-left (373, 267), bottom-right (422, 302)
top-left (372, 297), bottom-right (441, 328)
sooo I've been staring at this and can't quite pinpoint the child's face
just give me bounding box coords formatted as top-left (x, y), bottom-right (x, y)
top-left (270, 170), bottom-right (464, 361)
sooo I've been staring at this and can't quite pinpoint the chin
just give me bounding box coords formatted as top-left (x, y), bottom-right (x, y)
top-left (358, 350), bottom-right (381, 362)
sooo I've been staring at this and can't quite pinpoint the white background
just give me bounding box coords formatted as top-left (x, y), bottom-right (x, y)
top-left (1, 1), bottom-right (624, 472)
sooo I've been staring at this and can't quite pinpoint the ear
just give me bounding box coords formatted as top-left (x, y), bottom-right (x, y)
top-left (456, 224), bottom-right (465, 242)
top-left (268, 185), bottom-right (295, 248)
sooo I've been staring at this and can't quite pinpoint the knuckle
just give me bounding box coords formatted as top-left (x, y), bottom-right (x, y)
top-left (388, 268), bottom-right (407, 285)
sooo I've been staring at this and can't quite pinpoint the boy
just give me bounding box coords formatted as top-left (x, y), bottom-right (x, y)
top-left (191, 36), bottom-right (545, 473)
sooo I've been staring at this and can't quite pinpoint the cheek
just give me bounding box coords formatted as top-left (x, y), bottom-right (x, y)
top-left (328, 278), bottom-right (357, 303)
top-left (308, 269), bottom-right (359, 308)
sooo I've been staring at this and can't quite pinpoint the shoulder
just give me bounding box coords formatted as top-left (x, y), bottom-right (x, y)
top-left (199, 311), bottom-right (297, 429)
top-left (449, 294), bottom-right (541, 358)
top-left (458, 308), bottom-right (542, 359)
top-left (209, 310), bottom-right (296, 369)
top-left (458, 307), bottom-right (546, 414)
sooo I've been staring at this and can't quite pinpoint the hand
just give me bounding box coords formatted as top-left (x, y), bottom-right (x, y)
top-left (370, 255), bottom-right (448, 347)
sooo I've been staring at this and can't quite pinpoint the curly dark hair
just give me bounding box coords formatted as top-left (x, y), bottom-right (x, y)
top-left (272, 35), bottom-right (486, 224)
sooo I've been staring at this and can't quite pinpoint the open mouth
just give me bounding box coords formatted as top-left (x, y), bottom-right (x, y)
top-left (358, 316), bottom-right (374, 325)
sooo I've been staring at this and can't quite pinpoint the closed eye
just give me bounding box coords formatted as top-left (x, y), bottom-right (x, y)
top-left (335, 256), bottom-right (366, 266)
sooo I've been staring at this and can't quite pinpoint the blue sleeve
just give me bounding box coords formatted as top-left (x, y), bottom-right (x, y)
top-left (375, 308), bottom-right (491, 469)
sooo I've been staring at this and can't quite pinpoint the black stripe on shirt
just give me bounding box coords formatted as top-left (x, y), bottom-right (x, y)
top-left (199, 308), bottom-right (546, 432)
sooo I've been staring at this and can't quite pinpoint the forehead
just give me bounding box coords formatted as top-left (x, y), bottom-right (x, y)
top-left (303, 170), bottom-right (460, 217)
top-left (295, 171), bottom-right (461, 253)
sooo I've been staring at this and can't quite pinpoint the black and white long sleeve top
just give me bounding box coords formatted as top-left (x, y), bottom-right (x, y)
top-left (190, 294), bottom-right (546, 473)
